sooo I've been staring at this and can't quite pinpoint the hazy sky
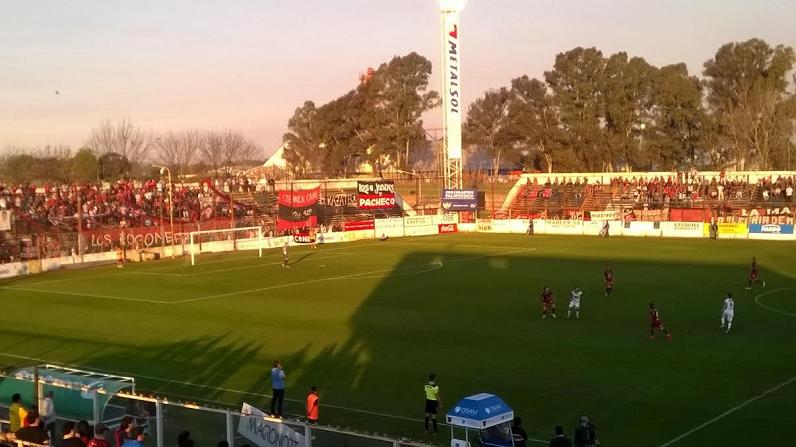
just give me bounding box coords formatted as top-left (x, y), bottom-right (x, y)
top-left (1, 0), bottom-right (793, 158)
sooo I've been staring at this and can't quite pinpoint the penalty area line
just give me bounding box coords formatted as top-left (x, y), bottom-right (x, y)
top-left (754, 287), bottom-right (796, 318)
top-left (659, 375), bottom-right (796, 446)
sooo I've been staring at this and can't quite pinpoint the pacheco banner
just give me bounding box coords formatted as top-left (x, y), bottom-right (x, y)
top-left (277, 187), bottom-right (319, 230)
top-left (357, 181), bottom-right (396, 209)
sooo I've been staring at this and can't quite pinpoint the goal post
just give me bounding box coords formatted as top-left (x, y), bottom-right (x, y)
top-left (189, 226), bottom-right (263, 266)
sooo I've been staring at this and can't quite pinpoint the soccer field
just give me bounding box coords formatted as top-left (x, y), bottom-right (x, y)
top-left (1, 234), bottom-right (795, 445)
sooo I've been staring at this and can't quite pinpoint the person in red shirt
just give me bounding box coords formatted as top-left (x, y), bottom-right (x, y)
top-left (746, 256), bottom-right (766, 290)
top-left (306, 386), bottom-right (319, 424)
top-left (88, 423), bottom-right (111, 447)
top-left (649, 303), bottom-right (672, 341)
top-left (603, 265), bottom-right (614, 297)
top-left (540, 286), bottom-right (556, 319)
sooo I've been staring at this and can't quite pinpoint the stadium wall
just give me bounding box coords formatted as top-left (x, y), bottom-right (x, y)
top-left (5, 214), bottom-right (794, 280)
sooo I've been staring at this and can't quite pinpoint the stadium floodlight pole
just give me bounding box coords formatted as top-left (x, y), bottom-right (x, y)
top-left (153, 165), bottom-right (176, 259)
top-left (440, 0), bottom-right (465, 190)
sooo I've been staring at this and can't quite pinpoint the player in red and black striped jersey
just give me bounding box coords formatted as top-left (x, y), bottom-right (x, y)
top-left (649, 303), bottom-right (671, 340)
top-left (745, 257), bottom-right (765, 290)
top-left (540, 286), bottom-right (556, 319)
top-left (603, 265), bottom-right (614, 296)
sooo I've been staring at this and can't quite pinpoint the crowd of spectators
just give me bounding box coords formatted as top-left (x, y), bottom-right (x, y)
top-left (0, 176), bottom-right (268, 232)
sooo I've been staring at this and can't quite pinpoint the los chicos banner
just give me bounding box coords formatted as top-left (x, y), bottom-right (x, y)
top-left (442, 189), bottom-right (477, 211)
top-left (278, 187), bottom-right (319, 230)
top-left (357, 181), bottom-right (396, 209)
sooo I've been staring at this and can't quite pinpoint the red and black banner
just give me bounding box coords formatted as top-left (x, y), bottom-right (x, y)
top-left (357, 181), bottom-right (396, 209)
top-left (278, 187), bottom-right (320, 230)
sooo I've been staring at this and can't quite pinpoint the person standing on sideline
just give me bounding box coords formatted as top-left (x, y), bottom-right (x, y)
top-left (527, 219), bottom-right (534, 236)
top-left (511, 417), bottom-right (529, 447)
top-left (270, 361), bottom-right (286, 417)
top-left (549, 425), bottom-right (572, 447)
top-left (573, 416), bottom-right (589, 447)
top-left (41, 390), bottom-right (56, 443)
top-left (306, 386), bottom-right (319, 424)
top-left (423, 374), bottom-right (441, 435)
top-left (281, 242), bottom-right (290, 268)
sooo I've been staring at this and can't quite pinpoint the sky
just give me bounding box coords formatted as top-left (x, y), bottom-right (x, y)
top-left (1, 0), bottom-right (793, 159)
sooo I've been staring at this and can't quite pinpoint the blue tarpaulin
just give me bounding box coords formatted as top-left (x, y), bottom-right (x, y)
top-left (446, 393), bottom-right (514, 429)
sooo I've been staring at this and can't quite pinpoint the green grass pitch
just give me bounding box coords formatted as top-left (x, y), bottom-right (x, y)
top-left (1, 234), bottom-right (795, 445)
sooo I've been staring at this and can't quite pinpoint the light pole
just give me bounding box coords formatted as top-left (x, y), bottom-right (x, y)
top-left (154, 165), bottom-right (175, 259)
top-left (396, 169), bottom-right (423, 210)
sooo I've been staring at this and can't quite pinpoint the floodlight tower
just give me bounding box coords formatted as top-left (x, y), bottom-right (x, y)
top-left (440, 0), bottom-right (465, 190)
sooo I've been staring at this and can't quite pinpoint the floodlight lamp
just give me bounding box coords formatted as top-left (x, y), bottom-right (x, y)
top-left (439, 0), bottom-right (466, 11)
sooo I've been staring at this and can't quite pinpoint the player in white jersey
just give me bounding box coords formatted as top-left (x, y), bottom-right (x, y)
top-left (567, 287), bottom-right (583, 319)
top-left (720, 292), bottom-right (734, 333)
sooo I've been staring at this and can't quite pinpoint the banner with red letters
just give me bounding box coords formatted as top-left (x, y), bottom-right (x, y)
top-left (278, 187), bottom-right (320, 230)
top-left (438, 223), bottom-right (458, 234)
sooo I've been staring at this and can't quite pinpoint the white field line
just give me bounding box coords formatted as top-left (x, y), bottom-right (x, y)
top-left (753, 288), bottom-right (796, 317)
top-left (130, 252), bottom-right (354, 277)
top-left (0, 351), bottom-right (546, 443)
top-left (2, 246), bottom-right (535, 305)
top-left (174, 247), bottom-right (535, 304)
top-left (1, 287), bottom-right (170, 304)
top-left (660, 375), bottom-right (796, 446)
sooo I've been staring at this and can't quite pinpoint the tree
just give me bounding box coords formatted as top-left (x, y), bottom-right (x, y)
top-left (282, 101), bottom-right (324, 178)
top-left (70, 148), bottom-right (99, 182)
top-left (85, 119), bottom-right (151, 175)
top-left (545, 47), bottom-right (609, 171)
top-left (98, 152), bottom-right (131, 180)
top-left (647, 64), bottom-right (709, 170)
top-left (464, 87), bottom-right (514, 176)
top-left (506, 76), bottom-right (567, 172)
top-left (156, 131), bottom-right (200, 179)
top-left (703, 38), bottom-right (796, 169)
top-left (360, 52), bottom-right (439, 171)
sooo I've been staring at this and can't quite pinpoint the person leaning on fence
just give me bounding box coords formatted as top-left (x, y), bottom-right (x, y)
top-left (306, 386), bottom-right (319, 424)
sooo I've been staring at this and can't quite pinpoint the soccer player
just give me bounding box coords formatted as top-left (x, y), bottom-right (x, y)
top-left (720, 293), bottom-right (735, 333)
top-left (540, 286), bottom-right (556, 319)
top-left (603, 265), bottom-right (614, 296)
top-left (115, 245), bottom-right (124, 269)
top-left (568, 287), bottom-right (583, 319)
top-left (649, 303), bottom-right (671, 340)
top-left (281, 242), bottom-right (290, 268)
top-left (424, 374), bottom-right (440, 435)
top-left (746, 256), bottom-right (765, 290)
top-left (310, 227), bottom-right (317, 249)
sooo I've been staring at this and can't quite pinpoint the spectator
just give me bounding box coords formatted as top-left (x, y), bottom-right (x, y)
top-left (787, 184), bottom-right (793, 202)
top-left (306, 386), bottom-right (319, 424)
top-left (115, 416), bottom-right (133, 447)
top-left (15, 411), bottom-right (49, 445)
top-left (511, 417), bottom-right (529, 447)
top-left (121, 428), bottom-right (145, 447)
top-left (87, 423), bottom-right (111, 447)
top-left (177, 430), bottom-right (194, 447)
top-left (63, 421), bottom-right (87, 447)
top-left (549, 425), bottom-right (572, 447)
top-left (77, 420), bottom-right (93, 445)
top-left (8, 393), bottom-right (28, 433)
top-left (270, 361), bottom-right (286, 418)
top-left (41, 390), bottom-right (56, 442)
